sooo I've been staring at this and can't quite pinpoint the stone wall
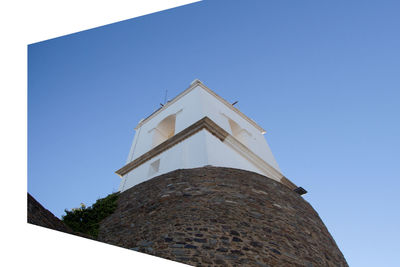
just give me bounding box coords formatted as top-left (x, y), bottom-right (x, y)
top-left (98, 167), bottom-right (348, 266)
top-left (27, 193), bottom-right (73, 234)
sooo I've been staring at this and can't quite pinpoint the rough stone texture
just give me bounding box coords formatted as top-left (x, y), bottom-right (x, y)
top-left (28, 193), bottom-right (73, 234)
top-left (98, 167), bottom-right (348, 266)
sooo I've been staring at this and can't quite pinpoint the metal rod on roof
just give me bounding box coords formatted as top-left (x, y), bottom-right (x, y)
top-left (164, 89), bottom-right (168, 104)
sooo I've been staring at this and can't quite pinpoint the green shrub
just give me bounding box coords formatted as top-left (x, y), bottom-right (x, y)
top-left (62, 192), bottom-right (119, 238)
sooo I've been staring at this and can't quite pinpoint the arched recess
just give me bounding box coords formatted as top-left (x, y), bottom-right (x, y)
top-left (152, 114), bottom-right (176, 147)
top-left (228, 118), bottom-right (251, 146)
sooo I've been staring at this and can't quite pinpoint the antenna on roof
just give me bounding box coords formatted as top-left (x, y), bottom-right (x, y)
top-left (164, 89), bottom-right (168, 104)
top-left (232, 101), bottom-right (238, 106)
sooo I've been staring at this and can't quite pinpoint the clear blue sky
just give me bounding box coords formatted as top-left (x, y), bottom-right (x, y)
top-left (28, 1), bottom-right (400, 266)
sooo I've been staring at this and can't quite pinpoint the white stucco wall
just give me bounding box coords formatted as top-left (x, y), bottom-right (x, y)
top-left (197, 87), bottom-right (281, 172)
top-left (126, 86), bottom-right (205, 163)
top-left (119, 128), bottom-right (281, 192)
top-left (204, 130), bottom-right (266, 176)
top-left (119, 83), bottom-right (283, 192)
top-left (126, 85), bottom-right (280, 170)
top-left (119, 129), bottom-right (209, 191)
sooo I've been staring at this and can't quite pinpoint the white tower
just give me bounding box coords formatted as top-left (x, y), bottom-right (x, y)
top-left (116, 80), bottom-right (288, 192)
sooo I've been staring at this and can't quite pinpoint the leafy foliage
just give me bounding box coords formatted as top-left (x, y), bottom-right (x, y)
top-left (62, 192), bottom-right (119, 238)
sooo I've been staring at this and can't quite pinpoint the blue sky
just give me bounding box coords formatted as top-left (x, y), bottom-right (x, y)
top-left (28, 1), bottom-right (400, 266)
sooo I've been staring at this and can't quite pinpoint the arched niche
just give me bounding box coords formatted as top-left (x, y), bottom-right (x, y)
top-left (228, 118), bottom-right (251, 146)
top-left (152, 114), bottom-right (176, 147)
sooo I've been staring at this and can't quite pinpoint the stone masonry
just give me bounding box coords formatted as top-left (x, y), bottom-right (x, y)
top-left (98, 167), bottom-right (348, 266)
top-left (28, 193), bottom-right (73, 234)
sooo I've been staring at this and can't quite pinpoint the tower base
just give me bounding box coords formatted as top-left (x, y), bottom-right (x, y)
top-left (99, 167), bottom-right (348, 266)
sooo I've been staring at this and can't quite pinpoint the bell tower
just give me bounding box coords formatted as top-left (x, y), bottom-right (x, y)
top-left (116, 80), bottom-right (291, 192)
top-left (100, 80), bottom-right (349, 267)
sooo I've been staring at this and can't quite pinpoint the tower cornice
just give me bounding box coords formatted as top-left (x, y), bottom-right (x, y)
top-left (117, 116), bottom-right (228, 177)
top-left (117, 116), bottom-right (287, 187)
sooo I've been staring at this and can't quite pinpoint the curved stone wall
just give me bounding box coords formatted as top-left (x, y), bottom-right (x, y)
top-left (98, 167), bottom-right (347, 266)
